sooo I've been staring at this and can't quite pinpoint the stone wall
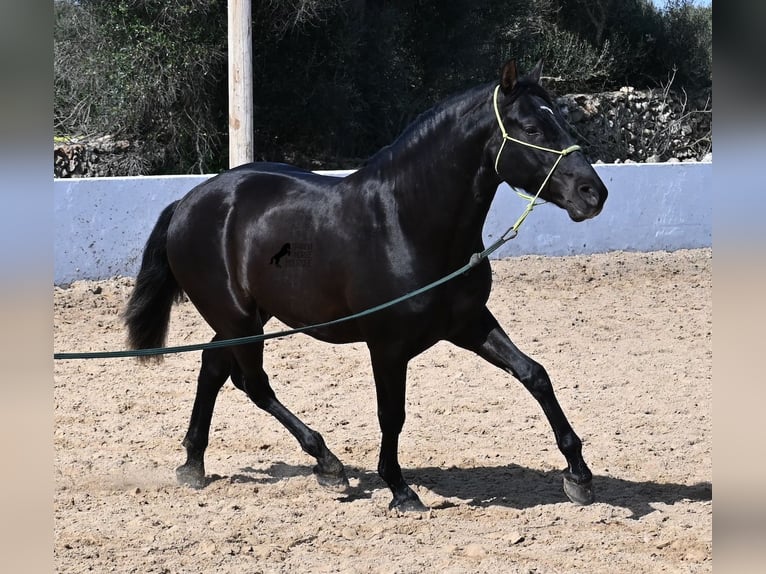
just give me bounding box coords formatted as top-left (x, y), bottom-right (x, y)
top-left (54, 136), bottom-right (150, 178)
top-left (556, 87), bottom-right (712, 163)
top-left (53, 87), bottom-right (712, 177)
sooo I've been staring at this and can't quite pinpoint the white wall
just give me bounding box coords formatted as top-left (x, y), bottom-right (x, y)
top-left (54, 163), bottom-right (711, 284)
top-left (486, 162), bottom-right (712, 258)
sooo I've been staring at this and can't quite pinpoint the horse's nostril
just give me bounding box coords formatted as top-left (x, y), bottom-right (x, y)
top-left (578, 184), bottom-right (599, 207)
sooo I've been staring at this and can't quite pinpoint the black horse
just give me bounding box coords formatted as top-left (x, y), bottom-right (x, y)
top-left (123, 60), bottom-right (607, 512)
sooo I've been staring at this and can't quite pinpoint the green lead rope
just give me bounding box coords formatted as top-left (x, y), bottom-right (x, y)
top-left (53, 232), bottom-right (511, 361)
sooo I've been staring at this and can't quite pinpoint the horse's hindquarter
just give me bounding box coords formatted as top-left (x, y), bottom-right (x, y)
top-left (166, 166), bottom-right (343, 335)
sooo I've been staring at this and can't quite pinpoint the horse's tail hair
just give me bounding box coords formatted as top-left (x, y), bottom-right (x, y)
top-left (122, 200), bottom-right (184, 363)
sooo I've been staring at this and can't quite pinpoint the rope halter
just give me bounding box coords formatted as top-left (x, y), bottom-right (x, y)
top-left (492, 84), bottom-right (582, 233)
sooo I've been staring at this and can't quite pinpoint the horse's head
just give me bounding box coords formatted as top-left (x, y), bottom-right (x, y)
top-left (492, 59), bottom-right (607, 222)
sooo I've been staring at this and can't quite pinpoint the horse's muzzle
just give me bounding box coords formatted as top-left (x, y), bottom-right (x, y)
top-left (566, 180), bottom-right (607, 222)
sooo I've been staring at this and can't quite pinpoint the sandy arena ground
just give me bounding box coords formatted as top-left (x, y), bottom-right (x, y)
top-left (54, 249), bottom-right (711, 573)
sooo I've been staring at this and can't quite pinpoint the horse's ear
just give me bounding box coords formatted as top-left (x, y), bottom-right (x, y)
top-left (529, 59), bottom-right (544, 84)
top-left (500, 59), bottom-right (518, 93)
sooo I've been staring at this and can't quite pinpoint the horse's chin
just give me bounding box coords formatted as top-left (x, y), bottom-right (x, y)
top-left (566, 203), bottom-right (602, 222)
top-left (568, 211), bottom-right (590, 223)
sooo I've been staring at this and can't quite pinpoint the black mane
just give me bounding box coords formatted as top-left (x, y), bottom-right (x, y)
top-left (361, 83), bottom-right (493, 169)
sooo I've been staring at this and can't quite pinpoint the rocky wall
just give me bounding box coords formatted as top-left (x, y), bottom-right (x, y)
top-left (556, 86), bottom-right (712, 163)
top-left (54, 136), bottom-right (150, 178)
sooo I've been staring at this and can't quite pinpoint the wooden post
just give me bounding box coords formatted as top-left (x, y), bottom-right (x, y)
top-left (228, 0), bottom-right (253, 167)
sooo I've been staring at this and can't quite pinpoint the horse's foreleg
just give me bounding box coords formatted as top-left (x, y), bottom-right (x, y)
top-left (369, 350), bottom-right (428, 512)
top-left (450, 307), bottom-right (594, 505)
top-left (176, 340), bottom-right (231, 489)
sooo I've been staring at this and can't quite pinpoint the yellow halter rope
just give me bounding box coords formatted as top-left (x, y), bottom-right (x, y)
top-left (492, 84), bottom-right (582, 233)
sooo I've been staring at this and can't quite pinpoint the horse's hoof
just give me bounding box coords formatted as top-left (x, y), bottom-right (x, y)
top-left (563, 474), bottom-right (594, 505)
top-left (176, 463), bottom-right (206, 489)
top-left (389, 493), bottom-right (429, 513)
top-left (313, 466), bottom-right (350, 492)
top-left (392, 499), bottom-right (429, 513)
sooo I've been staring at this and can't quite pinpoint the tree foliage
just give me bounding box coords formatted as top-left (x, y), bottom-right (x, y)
top-left (54, 0), bottom-right (228, 173)
top-left (54, 0), bottom-right (712, 173)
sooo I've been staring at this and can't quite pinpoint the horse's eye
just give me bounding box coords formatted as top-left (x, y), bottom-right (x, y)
top-left (523, 126), bottom-right (540, 136)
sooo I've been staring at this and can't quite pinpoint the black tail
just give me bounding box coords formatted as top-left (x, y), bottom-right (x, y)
top-left (122, 201), bottom-right (183, 362)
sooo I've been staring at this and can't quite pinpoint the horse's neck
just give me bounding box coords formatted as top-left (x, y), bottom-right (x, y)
top-left (359, 86), bottom-right (501, 257)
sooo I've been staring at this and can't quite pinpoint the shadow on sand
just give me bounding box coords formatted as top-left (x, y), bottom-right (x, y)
top-left (216, 461), bottom-right (710, 519)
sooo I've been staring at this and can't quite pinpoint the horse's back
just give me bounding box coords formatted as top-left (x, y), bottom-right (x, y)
top-left (185, 161), bottom-right (340, 203)
top-left (170, 161), bottom-right (343, 235)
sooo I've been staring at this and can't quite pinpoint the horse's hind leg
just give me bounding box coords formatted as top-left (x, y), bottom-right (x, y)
top-left (369, 348), bottom-right (428, 512)
top-left (450, 307), bottom-right (594, 505)
top-left (230, 342), bottom-right (349, 491)
top-left (176, 338), bottom-right (232, 488)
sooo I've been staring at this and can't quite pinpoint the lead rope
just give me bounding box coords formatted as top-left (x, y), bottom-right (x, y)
top-left (53, 87), bottom-right (580, 361)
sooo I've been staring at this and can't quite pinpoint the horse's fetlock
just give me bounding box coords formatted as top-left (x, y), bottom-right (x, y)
top-left (559, 432), bottom-right (582, 454)
top-left (378, 459), bottom-right (402, 484)
top-left (305, 429), bottom-right (326, 453)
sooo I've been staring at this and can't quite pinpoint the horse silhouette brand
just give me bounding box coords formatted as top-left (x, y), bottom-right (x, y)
top-left (270, 243), bottom-right (291, 267)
